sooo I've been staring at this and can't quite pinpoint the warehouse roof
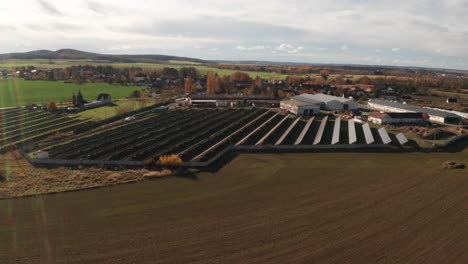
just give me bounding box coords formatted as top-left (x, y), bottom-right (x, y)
top-left (368, 99), bottom-right (460, 118)
top-left (281, 100), bottom-right (320, 107)
top-left (293, 93), bottom-right (355, 104)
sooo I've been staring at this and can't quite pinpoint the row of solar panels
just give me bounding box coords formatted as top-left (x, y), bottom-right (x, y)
top-left (238, 114), bottom-right (409, 146)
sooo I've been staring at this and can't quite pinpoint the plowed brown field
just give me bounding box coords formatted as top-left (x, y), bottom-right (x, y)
top-left (1, 151), bottom-right (467, 263)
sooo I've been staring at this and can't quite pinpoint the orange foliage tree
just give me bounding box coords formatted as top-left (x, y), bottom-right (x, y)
top-left (159, 154), bottom-right (183, 167)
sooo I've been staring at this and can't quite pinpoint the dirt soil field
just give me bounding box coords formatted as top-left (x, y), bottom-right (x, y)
top-left (1, 151), bottom-right (468, 263)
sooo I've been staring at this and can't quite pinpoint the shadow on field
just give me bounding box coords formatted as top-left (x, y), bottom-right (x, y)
top-left (175, 170), bottom-right (200, 181)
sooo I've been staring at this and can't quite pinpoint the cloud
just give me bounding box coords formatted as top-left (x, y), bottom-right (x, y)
top-left (0, 0), bottom-right (467, 69)
top-left (37, 0), bottom-right (62, 15)
top-left (87, 0), bottom-right (107, 14)
top-left (274, 43), bottom-right (304, 54)
top-left (391, 48), bottom-right (400, 52)
top-left (235, 45), bottom-right (267, 51)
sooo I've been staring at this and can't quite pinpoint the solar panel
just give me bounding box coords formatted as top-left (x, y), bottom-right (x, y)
top-left (396, 133), bottom-right (409, 145)
top-left (294, 117), bottom-right (314, 145)
top-left (378, 127), bottom-right (392, 144)
top-left (362, 123), bottom-right (375, 144)
top-left (236, 112), bottom-right (280, 145)
top-left (313, 116), bottom-right (328, 145)
top-left (348, 119), bottom-right (357, 144)
top-left (256, 115), bottom-right (289, 145)
top-left (275, 117), bottom-right (301, 145)
top-left (331, 117), bottom-right (341, 145)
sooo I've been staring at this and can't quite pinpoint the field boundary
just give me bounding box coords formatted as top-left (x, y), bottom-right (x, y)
top-left (21, 143), bottom-right (403, 170)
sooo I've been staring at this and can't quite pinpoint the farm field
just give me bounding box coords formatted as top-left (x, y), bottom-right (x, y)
top-left (0, 108), bottom-right (86, 150)
top-left (48, 108), bottom-right (405, 163)
top-left (1, 151), bottom-right (467, 263)
top-left (0, 59), bottom-right (287, 79)
top-left (0, 78), bottom-right (142, 107)
top-left (70, 99), bottom-right (159, 121)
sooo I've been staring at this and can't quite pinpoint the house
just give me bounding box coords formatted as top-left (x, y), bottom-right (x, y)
top-left (97, 93), bottom-right (112, 103)
top-left (83, 93), bottom-right (113, 109)
top-left (368, 112), bottom-right (427, 125)
top-left (368, 99), bottom-right (461, 124)
top-left (280, 100), bottom-right (320, 115)
top-left (134, 73), bottom-right (147, 82)
top-left (291, 93), bottom-right (358, 111)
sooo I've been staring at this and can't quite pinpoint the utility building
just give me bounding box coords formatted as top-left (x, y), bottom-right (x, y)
top-left (291, 93), bottom-right (358, 111)
top-left (280, 100), bottom-right (320, 115)
top-left (368, 99), bottom-right (461, 124)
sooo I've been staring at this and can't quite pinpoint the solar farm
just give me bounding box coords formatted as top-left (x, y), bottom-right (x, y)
top-left (0, 107), bottom-right (86, 151)
top-left (47, 108), bottom-right (409, 163)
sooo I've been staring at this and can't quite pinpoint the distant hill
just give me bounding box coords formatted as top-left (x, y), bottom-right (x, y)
top-left (0, 49), bottom-right (207, 64)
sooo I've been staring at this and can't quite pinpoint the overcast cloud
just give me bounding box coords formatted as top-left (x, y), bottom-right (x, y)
top-left (0, 0), bottom-right (467, 69)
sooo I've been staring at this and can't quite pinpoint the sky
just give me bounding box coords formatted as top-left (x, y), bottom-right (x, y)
top-left (0, 0), bottom-right (467, 70)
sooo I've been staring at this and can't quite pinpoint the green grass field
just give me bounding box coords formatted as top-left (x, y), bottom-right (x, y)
top-left (70, 99), bottom-right (158, 120)
top-left (0, 59), bottom-right (287, 79)
top-left (0, 78), bottom-right (142, 107)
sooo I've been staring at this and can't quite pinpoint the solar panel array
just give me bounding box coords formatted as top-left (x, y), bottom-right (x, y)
top-left (236, 112), bottom-right (280, 145)
top-left (313, 116), bottom-right (328, 145)
top-left (275, 117), bottom-right (301, 145)
top-left (396, 133), bottom-right (409, 145)
top-left (331, 117), bottom-right (341, 145)
top-left (378, 127), bottom-right (392, 144)
top-left (362, 123), bottom-right (375, 144)
top-left (294, 117), bottom-right (314, 145)
top-left (348, 119), bottom-right (357, 144)
top-left (256, 115), bottom-right (289, 145)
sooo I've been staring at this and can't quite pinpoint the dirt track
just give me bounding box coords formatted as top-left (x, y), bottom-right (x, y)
top-left (1, 151), bottom-right (467, 263)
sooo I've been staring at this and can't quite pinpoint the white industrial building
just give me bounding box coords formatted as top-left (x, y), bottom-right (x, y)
top-left (291, 94), bottom-right (358, 111)
top-left (368, 99), bottom-right (461, 124)
top-left (280, 100), bottom-right (320, 115)
top-left (368, 112), bottom-right (427, 125)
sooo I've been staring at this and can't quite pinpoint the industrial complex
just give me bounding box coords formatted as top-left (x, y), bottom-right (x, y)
top-left (368, 99), bottom-right (461, 124)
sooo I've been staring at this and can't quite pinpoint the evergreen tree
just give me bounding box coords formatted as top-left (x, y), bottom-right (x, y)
top-left (77, 91), bottom-right (84, 106)
top-left (72, 93), bottom-right (77, 106)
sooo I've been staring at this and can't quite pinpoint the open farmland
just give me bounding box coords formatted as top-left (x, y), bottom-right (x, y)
top-left (48, 108), bottom-right (407, 164)
top-left (0, 108), bottom-right (86, 151)
top-left (0, 59), bottom-right (287, 79)
top-left (1, 150), bottom-right (467, 263)
top-left (0, 78), bottom-right (142, 107)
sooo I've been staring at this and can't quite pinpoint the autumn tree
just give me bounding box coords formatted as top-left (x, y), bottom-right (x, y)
top-left (162, 67), bottom-right (179, 79)
top-left (231, 71), bottom-right (251, 82)
top-left (159, 154), bottom-right (183, 167)
top-left (184, 76), bottom-right (193, 94)
top-left (357, 76), bottom-right (371, 84)
top-left (179, 67), bottom-right (200, 80)
top-left (47, 99), bottom-right (58, 111)
top-left (207, 72), bottom-right (220, 94)
top-left (320, 69), bottom-right (330, 81)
